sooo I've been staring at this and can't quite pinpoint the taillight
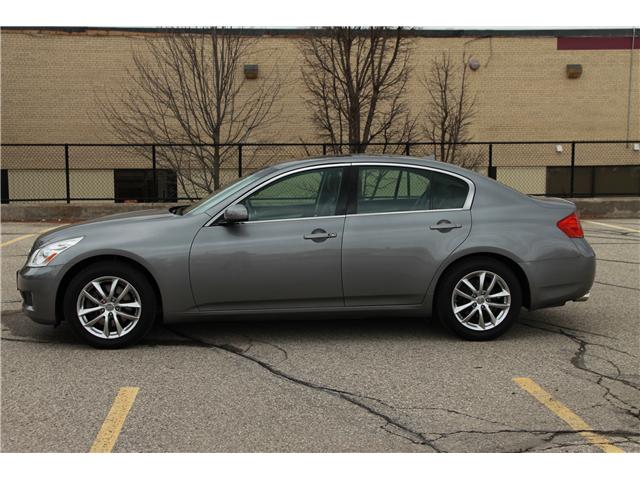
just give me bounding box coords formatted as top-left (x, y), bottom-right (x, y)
top-left (557, 212), bottom-right (584, 238)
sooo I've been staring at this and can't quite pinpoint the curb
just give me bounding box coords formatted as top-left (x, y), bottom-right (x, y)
top-left (569, 197), bottom-right (640, 219)
top-left (0, 203), bottom-right (179, 223)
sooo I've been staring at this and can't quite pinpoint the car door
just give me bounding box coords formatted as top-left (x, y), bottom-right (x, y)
top-left (190, 165), bottom-right (348, 311)
top-left (341, 164), bottom-right (473, 306)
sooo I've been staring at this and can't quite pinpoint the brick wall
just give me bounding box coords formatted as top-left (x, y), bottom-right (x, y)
top-left (2, 29), bottom-right (638, 146)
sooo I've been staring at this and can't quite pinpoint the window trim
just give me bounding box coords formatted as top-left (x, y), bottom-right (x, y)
top-left (207, 161), bottom-right (475, 226)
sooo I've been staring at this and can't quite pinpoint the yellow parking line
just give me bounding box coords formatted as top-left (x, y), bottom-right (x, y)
top-left (513, 377), bottom-right (623, 453)
top-left (0, 225), bottom-right (61, 248)
top-left (584, 220), bottom-right (640, 234)
top-left (90, 387), bottom-right (139, 453)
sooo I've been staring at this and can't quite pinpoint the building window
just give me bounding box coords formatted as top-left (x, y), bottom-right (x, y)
top-left (1, 169), bottom-right (8, 204)
top-left (114, 169), bottom-right (177, 203)
top-left (546, 166), bottom-right (640, 196)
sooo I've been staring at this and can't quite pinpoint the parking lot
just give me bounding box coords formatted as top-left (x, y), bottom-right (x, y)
top-left (1, 218), bottom-right (638, 452)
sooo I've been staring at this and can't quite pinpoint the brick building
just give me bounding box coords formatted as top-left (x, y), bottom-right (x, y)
top-left (1, 27), bottom-right (639, 202)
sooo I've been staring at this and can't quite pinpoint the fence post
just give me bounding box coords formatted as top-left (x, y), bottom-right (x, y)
top-left (64, 144), bottom-right (70, 204)
top-left (238, 144), bottom-right (243, 178)
top-left (488, 143), bottom-right (496, 179)
top-left (322, 143), bottom-right (327, 156)
top-left (404, 142), bottom-right (411, 156)
top-left (570, 142), bottom-right (576, 197)
top-left (151, 144), bottom-right (158, 202)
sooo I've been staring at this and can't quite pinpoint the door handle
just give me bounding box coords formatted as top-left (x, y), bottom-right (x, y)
top-left (304, 229), bottom-right (337, 241)
top-left (429, 221), bottom-right (463, 231)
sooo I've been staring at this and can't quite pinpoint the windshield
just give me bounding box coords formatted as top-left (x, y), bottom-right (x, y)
top-left (183, 168), bottom-right (273, 216)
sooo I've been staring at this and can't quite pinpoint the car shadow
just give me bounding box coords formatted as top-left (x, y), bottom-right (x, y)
top-left (1, 308), bottom-right (569, 349)
top-left (146, 315), bottom-right (452, 348)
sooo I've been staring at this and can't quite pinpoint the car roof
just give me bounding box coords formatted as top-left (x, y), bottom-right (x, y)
top-left (272, 154), bottom-right (475, 177)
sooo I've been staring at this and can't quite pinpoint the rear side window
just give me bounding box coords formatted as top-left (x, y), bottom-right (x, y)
top-left (429, 170), bottom-right (469, 209)
top-left (356, 166), bottom-right (468, 214)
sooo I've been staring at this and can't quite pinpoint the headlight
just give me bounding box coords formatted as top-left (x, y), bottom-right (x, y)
top-left (27, 237), bottom-right (83, 267)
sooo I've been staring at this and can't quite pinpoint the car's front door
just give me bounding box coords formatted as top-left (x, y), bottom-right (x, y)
top-left (341, 164), bottom-right (473, 306)
top-left (190, 165), bottom-right (348, 311)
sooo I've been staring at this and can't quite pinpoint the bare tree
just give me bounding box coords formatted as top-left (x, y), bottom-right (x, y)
top-left (299, 27), bottom-right (416, 154)
top-left (99, 28), bottom-right (282, 198)
top-left (422, 52), bottom-right (482, 168)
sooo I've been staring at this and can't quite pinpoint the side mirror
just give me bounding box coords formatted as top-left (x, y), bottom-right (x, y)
top-left (223, 204), bottom-right (249, 223)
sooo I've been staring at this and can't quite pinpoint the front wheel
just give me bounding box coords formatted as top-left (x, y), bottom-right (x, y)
top-left (436, 257), bottom-right (522, 340)
top-left (63, 261), bottom-right (157, 348)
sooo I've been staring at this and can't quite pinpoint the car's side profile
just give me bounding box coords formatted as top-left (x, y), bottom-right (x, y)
top-left (17, 155), bottom-right (595, 347)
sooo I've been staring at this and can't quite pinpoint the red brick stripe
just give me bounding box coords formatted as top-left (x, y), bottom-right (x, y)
top-left (558, 36), bottom-right (640, 50)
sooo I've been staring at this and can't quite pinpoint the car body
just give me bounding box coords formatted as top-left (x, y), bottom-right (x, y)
top-left (17, 155), bottom-right (595, 347)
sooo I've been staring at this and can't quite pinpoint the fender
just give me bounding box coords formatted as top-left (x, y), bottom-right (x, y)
top-left (421, 244), bottom-right (532, 315)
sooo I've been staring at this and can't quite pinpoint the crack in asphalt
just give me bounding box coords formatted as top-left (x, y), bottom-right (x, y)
top-left (242, 337), bottom-right (289, 362)
top-left (596, 258), bottom-right (640, 265)
top-left (593, 280), bottom-right (640, 291)
top-left (164, 326), bottom-right (443, 452)
top-left (522, 318), bottom-right (616, 339)
top-left (585, 233), bottom-right (639, 240)
top-left (3, 305), bottom-right (636, 452)
top-left (521, 321), bottom-right (640, 422)
top-left (394, 406), bottom-right (517, 430)
top-left (434, 429), bottom-right (640, 453)
top-left (589, 242), bottom-right (640, 245)
top-left (164, 324), bottom-right (640, 453)
top-left (584, 228), bottom-right (639, 237)
top-left (586, 236), bottom-right (639, 243)
top-left (0, 336), bottom-right (52, 344)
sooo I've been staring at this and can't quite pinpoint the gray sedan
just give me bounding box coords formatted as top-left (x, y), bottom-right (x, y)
top-left (17, 155), bottom-right (595, 347)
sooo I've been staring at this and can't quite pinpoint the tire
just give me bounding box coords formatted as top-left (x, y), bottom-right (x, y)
top-left (63, 261), bottom-right (157, 348)
top-left (436, 257), bottom-right (522, 341)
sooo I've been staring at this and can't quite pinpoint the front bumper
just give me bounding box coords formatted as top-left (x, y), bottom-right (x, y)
top-left (16, 265), bottom-right (65, 325)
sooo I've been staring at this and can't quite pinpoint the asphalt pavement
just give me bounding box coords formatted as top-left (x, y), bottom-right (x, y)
top-left (1, 218), bottom-right (638, 452)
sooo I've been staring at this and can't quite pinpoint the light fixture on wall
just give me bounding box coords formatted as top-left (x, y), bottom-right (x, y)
top-left (566, 64), bottom-right (583, 79)
top-left (244, 64), bottom-right (259, 80)
top-left (468, 57), bottom-right (481, 71)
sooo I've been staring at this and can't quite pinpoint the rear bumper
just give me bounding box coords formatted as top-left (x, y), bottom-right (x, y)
top-left (523, 253), bottom-right (596, 310)
top-left (16, 265), bottom-right (64, 325)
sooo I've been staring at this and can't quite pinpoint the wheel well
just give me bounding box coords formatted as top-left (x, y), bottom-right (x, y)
top-left (433, 253), bottom-right (531, 310)
top-left (55, 255), bottom-right (163, 325)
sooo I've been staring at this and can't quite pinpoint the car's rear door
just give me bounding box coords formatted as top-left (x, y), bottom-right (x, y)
top-left (341, 163), bottom-right (473, 306)
top-left (190, 164), bottom-right (349, 310)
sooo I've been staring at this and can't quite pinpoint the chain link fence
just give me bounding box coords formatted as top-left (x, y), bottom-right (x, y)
top-left (1, 141), bottom-right (639, 203)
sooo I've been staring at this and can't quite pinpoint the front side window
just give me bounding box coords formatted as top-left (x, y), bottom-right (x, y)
top-left (357, 166), bottom-right (469, 214)
top-left (241, 167), bottom-right (344, 221)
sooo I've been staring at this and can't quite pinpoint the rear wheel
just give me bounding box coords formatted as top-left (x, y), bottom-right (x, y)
top-left (63, 261), bottom-right (157, 348)
top-left (436, 257), bottom-right (522, 340)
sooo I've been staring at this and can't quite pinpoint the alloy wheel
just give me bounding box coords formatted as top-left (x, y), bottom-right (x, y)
top-left (76, 276), bottom-right (142, 339)
top-left (450, 270), bottom-right (511, 331)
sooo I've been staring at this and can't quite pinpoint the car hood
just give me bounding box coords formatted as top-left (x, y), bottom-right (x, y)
top-left (32, 208), bottom-right (177, 249)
